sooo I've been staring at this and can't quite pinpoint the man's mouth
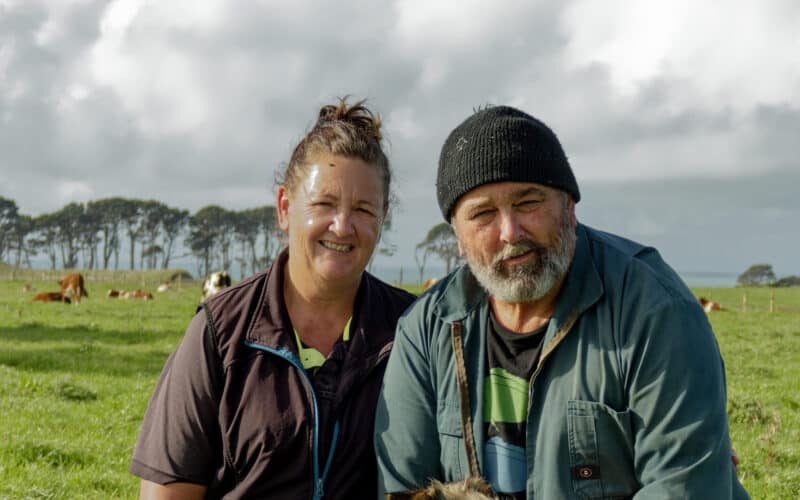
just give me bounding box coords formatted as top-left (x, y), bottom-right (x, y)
top-left (320, 240), bottom-right (353, 252)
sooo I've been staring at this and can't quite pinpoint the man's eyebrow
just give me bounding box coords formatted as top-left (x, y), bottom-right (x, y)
top-left (514, 186), bottom-right (548, 198)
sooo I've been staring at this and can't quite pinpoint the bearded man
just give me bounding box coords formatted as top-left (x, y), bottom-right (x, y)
top-left (374, 106), bottom-right (749, 499)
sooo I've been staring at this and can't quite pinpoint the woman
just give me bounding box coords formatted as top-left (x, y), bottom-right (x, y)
top-left (130, 99), bottom-right (416, 499)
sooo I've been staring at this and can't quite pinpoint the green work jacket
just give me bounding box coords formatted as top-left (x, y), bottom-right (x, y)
top-left (375, 223), bottom-right (749, 499)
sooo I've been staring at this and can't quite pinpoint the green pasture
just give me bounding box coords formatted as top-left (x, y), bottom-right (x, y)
top-left (0, 278), bottom-right (798, 498)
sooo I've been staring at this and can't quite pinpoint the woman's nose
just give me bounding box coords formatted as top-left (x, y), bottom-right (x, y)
top-left (330, 210), bottom-right (354, 236)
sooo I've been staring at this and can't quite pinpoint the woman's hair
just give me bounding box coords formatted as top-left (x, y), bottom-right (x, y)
top-left (276, 97), bottom-right (392, 216)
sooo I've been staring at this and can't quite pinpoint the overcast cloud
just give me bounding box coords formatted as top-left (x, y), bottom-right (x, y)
top-left (1, 0), bottom-right (798, 278)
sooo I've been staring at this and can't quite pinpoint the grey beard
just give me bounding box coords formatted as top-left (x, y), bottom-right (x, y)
top-left (467, 217), bottom-right (576, 303)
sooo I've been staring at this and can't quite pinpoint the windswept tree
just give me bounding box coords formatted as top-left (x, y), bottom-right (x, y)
top-left (187, 205), bottom-right (234, 277)
top-left (160, 206), bottom-right (189, 269)
top-left (31, 212), bottom-right (61, 269)
top-left (418, 222), bottom-right (461, 275)
top-left (7, 214), bottom-right (35, 267)
top-left (79, 204), bottom-right (102, 269)
top-left (737, 264), bottom-right (777, 287)
top-left (54, 202), bottom-right (85, 268)
top-left (119, 198), bottom-right (144, 270)
top-left (88, 197), bottom-right (127, 270)
top-left (140, 200), bottom-right (168, 269)
top-left (0, 196), bottom-right (20, 263)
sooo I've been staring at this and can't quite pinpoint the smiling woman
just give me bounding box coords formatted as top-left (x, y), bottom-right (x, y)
top-left (130, 98), bottom-right (415, 500)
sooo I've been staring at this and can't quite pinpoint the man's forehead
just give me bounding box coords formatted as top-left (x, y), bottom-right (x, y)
top-left (457, 181), bottom-right (558, 206)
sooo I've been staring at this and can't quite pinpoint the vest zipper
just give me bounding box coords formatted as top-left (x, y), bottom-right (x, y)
top-left (243, 341), bottom-right (340, 500)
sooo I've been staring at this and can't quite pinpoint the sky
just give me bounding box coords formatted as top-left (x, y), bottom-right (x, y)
top-left (1, 0), bottom-right (799, 280)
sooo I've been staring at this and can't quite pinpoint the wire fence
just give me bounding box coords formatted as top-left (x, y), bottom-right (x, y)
top-left (0, 268), bottom-right (196, 288)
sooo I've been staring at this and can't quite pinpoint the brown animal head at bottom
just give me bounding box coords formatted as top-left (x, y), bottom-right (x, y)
top-left (387, 477), bottom-right (496, 500)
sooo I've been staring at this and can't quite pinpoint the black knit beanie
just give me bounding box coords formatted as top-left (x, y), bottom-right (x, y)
top-left (436, 105), bottom-right (580, 220)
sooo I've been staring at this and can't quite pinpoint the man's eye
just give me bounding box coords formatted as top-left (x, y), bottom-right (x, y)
top-left (357, 207), bottom-right (376, 216)
top-left (470, 209), bottom-right (495, 220)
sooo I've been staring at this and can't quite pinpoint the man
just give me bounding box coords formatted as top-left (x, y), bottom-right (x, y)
top-left (374, 106), bottom-right (748, 499)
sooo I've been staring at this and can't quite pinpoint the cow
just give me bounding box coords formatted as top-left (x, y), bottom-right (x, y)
top-left (33, 292), bottom-right (71, 304)
top-left (107, 289), bottom-right (121, 298)
top-left (422, 277), bottom-right (439, 291)
top-left (21, 283), bottom-right (35, 293)
top-left (58, 272), bottom-right (88, 304)
top-left (698, 296), bottom-right (722, 312)
top-left (156, 283), bottom-right (171, 293)
top-left (202, 271), bottom-right (232, 300)
top-left (121, 289), bottom-right (154, 300)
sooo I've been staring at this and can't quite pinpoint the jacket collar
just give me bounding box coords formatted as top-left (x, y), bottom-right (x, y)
top-left (433, 223), bottom-right (603, 328)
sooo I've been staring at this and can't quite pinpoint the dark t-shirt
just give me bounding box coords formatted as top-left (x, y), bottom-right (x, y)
top-left (483, 313), bottom-right (548, 500)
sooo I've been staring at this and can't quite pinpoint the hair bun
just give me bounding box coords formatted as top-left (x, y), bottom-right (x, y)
top-left (316, 97), bottom-right (383, 142)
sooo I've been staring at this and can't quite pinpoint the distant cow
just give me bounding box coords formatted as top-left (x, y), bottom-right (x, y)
top-left (121, 289), bottom-right (154, 300)
top-left (22, 283), bottom-right (35, 293)
top-left (422, 277), bottom-right (439, 292)
top-left (58, 273), bottom-right (88, 304)
top-left (156, 283), bottom-right (171, 293)
top-left (698, 296), bottom-right (722, 312)
top-left (202, 271), bottom-right (231, 300)
top-left (107, 289), bottom-right (121, 298)
top-left (33, 292), bottom-right (71, 304)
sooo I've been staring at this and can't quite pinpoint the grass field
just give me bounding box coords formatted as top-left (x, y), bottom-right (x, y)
top-left (0, 278), bottom-right (798, 498)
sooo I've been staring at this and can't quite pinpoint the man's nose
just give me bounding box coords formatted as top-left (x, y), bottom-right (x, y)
top-left (499, 211), bottom-right (523, 244)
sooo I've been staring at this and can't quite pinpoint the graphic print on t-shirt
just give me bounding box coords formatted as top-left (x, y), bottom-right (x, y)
top-left (484, 367), bottom-right (529, 495)
top-left (483, 314), bottom-right (547, 500)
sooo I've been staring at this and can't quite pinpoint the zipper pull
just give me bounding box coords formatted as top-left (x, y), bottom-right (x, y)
top-left (316, 478), bottom-right (325, 499)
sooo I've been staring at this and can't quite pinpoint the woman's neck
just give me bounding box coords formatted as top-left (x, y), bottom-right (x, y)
top-left (282, 265), bottom-right (359, 356)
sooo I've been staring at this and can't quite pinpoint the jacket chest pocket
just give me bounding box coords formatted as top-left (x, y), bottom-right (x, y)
top-left (567, 400), bottom-right (638, 500)
top-left (436, 399), bottom-right (466, 481)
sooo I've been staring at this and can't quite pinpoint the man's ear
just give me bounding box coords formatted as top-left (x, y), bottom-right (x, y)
top-left (276, 185), bottom-right (291, 231)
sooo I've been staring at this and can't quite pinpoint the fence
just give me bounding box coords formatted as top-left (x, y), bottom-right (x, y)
top-left (0, 268), bottom-right (196, 288)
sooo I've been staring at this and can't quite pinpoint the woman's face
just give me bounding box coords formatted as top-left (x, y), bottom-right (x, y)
top-left (277, 154), bottom-right (385, 288)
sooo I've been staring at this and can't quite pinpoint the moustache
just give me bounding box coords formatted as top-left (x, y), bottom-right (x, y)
top-left (492, 239), bottom-right (544, 266)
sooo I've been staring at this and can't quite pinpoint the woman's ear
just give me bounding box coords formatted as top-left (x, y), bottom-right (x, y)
top-left (276, 185), bottom-right (291, 232)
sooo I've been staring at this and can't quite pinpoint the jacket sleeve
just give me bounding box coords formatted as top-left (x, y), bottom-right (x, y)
top-left (625, 299), bottom-right (749, 499)
top-left (374, 319), bottom-right (441, 497)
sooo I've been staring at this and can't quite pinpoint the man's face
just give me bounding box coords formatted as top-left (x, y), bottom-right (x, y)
top-left (451, 182), bottom-right (577, 303)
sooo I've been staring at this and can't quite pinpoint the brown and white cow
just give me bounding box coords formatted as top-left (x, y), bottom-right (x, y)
top-left (33, 291), bottom-right (71, 304)
top-left (202, 271), bottom-right (232, 300)
top-left (121, 289), bottom-right (154, 300)
top-left (698, 296), bottom-right (722, 312)
top-left (422, 277), bottom-right (439, 292)
top-left (58, 273), bottom-right (88, 304)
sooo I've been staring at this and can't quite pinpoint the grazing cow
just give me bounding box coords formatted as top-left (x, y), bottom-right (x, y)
top-left (156, 283), bottom-right (171, 293)
top-left (698, 296), bottom-right (722, 312)
top-left (22, 283), bottom-right (35, 293)
top-left (58, 272), bottom-right (88, 304)
top-left (422, 277), bottom-right (439, 291)
top-left (398, 478), bottom-right (496, 500)
top-left (118, 289), bottom-right (154, 300)
top-left (202, 271), bottom-right (232, 300)
top-left (33, 292), bottom-right (71, 304)
top-left (107, 289), bottom-right (121, 298)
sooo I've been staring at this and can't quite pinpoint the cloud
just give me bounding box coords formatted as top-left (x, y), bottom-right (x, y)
top-left (1, 0), bottom-right (798, 275)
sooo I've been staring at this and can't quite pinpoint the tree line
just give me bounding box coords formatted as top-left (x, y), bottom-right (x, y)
top-left (0, 195), bottom-right (282, 279)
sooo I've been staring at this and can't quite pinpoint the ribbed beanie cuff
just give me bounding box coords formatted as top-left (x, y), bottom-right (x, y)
top-left (436, 106), bottom-right (580, 220)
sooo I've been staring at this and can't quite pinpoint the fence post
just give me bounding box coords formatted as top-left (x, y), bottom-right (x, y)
top-left (770, 292), bottom-right (775, 313)
top-left (741, 293), bottom-right (747, 313)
